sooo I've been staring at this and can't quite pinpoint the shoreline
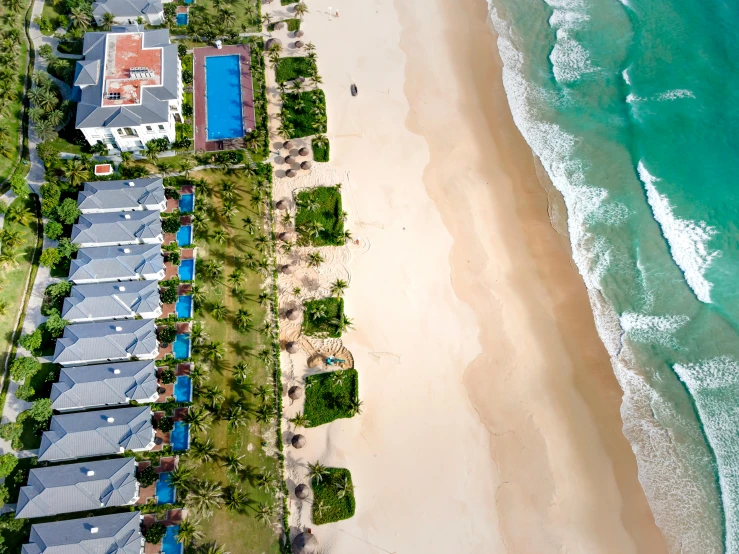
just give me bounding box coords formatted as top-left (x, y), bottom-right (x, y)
top-left (297, 0), bottom-right (669, 551)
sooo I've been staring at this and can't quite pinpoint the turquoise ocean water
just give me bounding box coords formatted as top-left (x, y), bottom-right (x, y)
top-left (487, 0), bottom-right (739, 552)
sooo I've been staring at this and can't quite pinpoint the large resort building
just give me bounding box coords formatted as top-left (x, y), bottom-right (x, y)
top-left (73, 28), bottom-right (182, 152)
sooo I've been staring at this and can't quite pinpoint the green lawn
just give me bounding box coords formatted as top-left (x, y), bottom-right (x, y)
top-left (268, 18), bottom-right (300, 32)
top-left (311, 467), bottom-right (356, 524)
top-left (274, 57), bottom-right (316, 84)
top-left (281, 89), bottom-right (327, 138)
top-left (312, 138), bottom-right (329, 162)
top-left (304, 369), bottom-right (358, 427)
top-left (302, 297), bottom-right (345, 338)
top-left (294, 186), bottom-right (345, 246)
top-left (186, 0), bottom-right (261, 35)
top-left (183, 168), bottom-right (282, 554)
top-left (39, 1), bottom-right (64, 36)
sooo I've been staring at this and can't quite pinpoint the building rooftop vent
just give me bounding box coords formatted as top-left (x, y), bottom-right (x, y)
top-left (90, 527), bottom-right (99, 534)
top-left (86, 470), bottom-right (95, 477)
top-left (113, 369), bottom-right (121, 375)
top-left (124, 214), bottom-right (131, 219)
top-left (107, 417), bottom-right (115, 423)
top-left (118, 286), bottom-right (126, 292)
top-left (123, 248), bottom-right (131, 254)
top-left (115, 326), bottom-right (123, 332)
top-left (127, 182), bottom-right (135, 187)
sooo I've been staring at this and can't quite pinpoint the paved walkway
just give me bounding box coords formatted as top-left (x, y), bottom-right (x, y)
top-left (29, 0), bottom-right (82, 61)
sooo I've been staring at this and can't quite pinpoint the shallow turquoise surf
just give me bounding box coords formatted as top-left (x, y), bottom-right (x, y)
top-left (486, 0), bottom-right (739, 551)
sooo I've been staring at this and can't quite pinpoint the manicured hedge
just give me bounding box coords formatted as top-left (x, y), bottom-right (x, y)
top-left (303, 368), bottom-right (358, 427)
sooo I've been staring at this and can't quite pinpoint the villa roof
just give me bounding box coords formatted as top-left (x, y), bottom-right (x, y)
top-left (71, 211), bottom-right (162, 245)
top-left (22, 511), bottom-right (143, 554)
top-left (38, 406), bottom-right (154, 462)
top-left (51, 360), bottom-right (158, 411)
top-left (73, 59), bottom-right (100, 87)
top-left (16, 458), bottom-right (138, 519)
top-left (92, 0), bottom-right (163, 18)
top-left (52, 319), bottom-right (158, 365)
top-left (68, 244), bottom-right (164, 282)
top-left (62, 280), bottom-right (161, 321)
top-left (77, 177), bottom-right (165, 211)
top-left (74, 29), bottom-right (179, 129)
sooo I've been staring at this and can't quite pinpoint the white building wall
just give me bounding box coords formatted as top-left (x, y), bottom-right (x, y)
top-left (71, 269), bottom-right (166, 285)
top-left (75, 234), bottom-right (164, 249)
top-left (79, 200), bottom-right (168, 214)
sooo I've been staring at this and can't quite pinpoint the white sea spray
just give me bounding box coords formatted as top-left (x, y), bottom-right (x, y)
top-left (620, 312), bottom-right (689, 348)
top-left (658, 89), bottom-right (695, 101)
top-left (637, 162), bottom-right (720, 304)
top-left (549, 29), bottom-right (597, 83)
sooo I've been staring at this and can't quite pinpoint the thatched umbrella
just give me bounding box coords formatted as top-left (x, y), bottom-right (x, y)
top-left (275, 199), bottom-right (288, 210)
top-left (286, 343), bottom-right (300, 355)
top-left (283, 140), bottom-right (293, 150)
top-left (286, 169), bottom-right (297, 178)
top-left (286, 309), bottom-right (300, 321)
top-left (295, 40), bottom-right (304, 49)
top-left (278, 231), bottom-right (294, 242)
top-left (292, 532), bottom-right (319, 554)
top-left (298, 147), bottom-right (309, 156)
top-left (280, 264), bottom-right (294, 275)
top-left (294, 484), bottom-right (309, 500)
top-left (291, 434), bottom-right (306, 449)
top-left (275, 21), bottom-right (285, 30)
top-left (300, 161), bottom-right (312, 170)
top-left (284, 155), bottom-right (295, 165)
top-left (295, 30), bottom-right (305, 38)
top-left (266, 38), bottom-right (282, 50)
top-left (288, 384), bottom-right (303, 398)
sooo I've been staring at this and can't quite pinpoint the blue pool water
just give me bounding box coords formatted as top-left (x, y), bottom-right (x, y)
top-left (173, 334), bottom-right (190, 359)
top-left (178, 194), bottom-right (193, 213)
top-left (205, 55), bottom-right (244, 141)
top-left (183, 0), bottom-right (193, 4)
top-left (176, 13), bottom-right (187, 26)
top-left (176, 225), bottom-right (192, 246)
top-left (171, 421), bottom-right (190, 452)
top-left (175, 295), bottom-right (192, 318)
top-left (173, 376), bottom-right (192, 402)
top-left (178, 259), bottom-right (194, 280)
top-left (161, 525), bottom-right (183, 554)
top-left (155, 472), bottom-right (176, 504)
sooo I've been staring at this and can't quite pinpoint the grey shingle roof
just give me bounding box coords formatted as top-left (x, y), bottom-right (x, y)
top-left (73, 59), bottom-right (100, 87)
top-left (51, 360), bottom-right (158, 411)
top-left (68, 244), bottom-right (164, 283)
top-left (74, 30), bottom-right (179, 130)
top-left (53, 319), bottom-right (158, 366)
top-left (71, 211), bottom-right (162, 246)
top-left (22, 511), bottom-right (143, 554)
top-left (92, 0), bottom-right (163, 18)
top-left (62, 280), bottom-right (161, 321)
top-left (77, 178), bottom-right (165, 212)
top-left (38, 406), bottom-right (154, 462)
top-left (16, 458), bottom-right (138, 519)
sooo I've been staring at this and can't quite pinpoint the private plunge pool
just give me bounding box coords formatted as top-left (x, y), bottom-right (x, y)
top-left (176, 12), bottom-right (188, 25)
top-left (205, 54), bottom-right (244, 141)
top-left (173, 375), bottom-right (192, 402)
top-left (179, 193), bottom-right (194, 213)
top-left (173, 334), bottom-right (191, 359)
top-left (176, 225), bottom-right (192, 246)
top-left (171, 421), bottom-right (190, 452)
top-left (178, 258), bottom-right (195, 280)
top-left (175, 295), bottom-right (193, 318)
top-left (162, 525), bottom-right (184, 554)
top-left (156, 472), bottom-right (176, 504)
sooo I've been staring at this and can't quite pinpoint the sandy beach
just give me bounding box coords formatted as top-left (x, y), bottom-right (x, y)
top-left (279, 0), bottom-right (670, 551)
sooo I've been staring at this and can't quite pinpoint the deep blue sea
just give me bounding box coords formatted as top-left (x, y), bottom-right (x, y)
top-left (487, 0), bottom-right (739, 551)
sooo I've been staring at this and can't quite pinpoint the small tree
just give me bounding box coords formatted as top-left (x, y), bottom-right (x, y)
top-left (0, 453), bottom-right (18, 479)
top-left (160, 368), bottom-right (176, 384)
top-left (39, 248), bottom-right (61, 268)
top-left (157, 417), bottom-right (174, 433)
top-left (43, 312), bottom-right (68, 338)
top-left (162, 217), bottom-right (181, 234)
top-left (158, 325), bottom-right (177, 345)
top-left (19, 329), bottom-right (43, 352)
top-left (144, 522), bottom-right (166, 544)
top-left (10, 172), bottom-right (29, 200)
top-left (29, 398), bottom-right (53, 423)
top-left (160, 286), bottom-right (178, 304)
top-left (10, 357), bottom-right (41, 381)
top-left (137, 465), bottom-right (158, 487)
top-left (55, 198), bottom-right (81, 225)
top-left (44, 220), bottom-right (64, 240)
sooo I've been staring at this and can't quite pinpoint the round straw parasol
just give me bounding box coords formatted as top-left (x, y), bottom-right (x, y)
top-left (279, 264), bottom-right (294, 275)
top-left (295, 29), bottom-right (304, 37)
top-left (275, 21), bottom-right (285, 30)
top-left (265, 38), bottom-right (281, 50)
top-left (275, 199), bottom-right (288, 210)
top-left (288, 384), bottom-right (303, 398)
top-left (283, 140), bottom-right (293, 150)
top-left (291, 434), bottom-right (306, 448)
top-left (286, 343), bottom-right (300, 355)
top-left (298, 147), bottom-right (309, 156)
top-left (286, 309), bottom-right (300, 321)
top-left (292, 532), bottom-right (319, 554)
top-left (295, 40), bottom-right (304, 48)
top-left (284, 155), bottom-right (295, 165)
top-left (278, 231), bottom-right (294, 242)
top-left (294, 484), bottom-right (309, 500)
top-left (300, 161), bottom-right (312, 170)
top-left (286, 169), bottom-right (297, 178)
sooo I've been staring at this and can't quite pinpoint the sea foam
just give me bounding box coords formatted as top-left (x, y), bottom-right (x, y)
top-left (549, 29), bottom-right (597, 83)
top-left (658, 89), bottom-right (695, 101)
top-left (620, 312), bottom-right (688, 348)
top-left (637, 162), bottom-right (720, 303)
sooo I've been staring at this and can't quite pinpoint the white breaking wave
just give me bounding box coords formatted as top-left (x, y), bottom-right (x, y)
top-left (549, 29), bottom-right (597, 83)
top-left (620, 312), bottom-right (689, 348)
top-left (622, 69), bottom-right (631, 85)
top-left (637, 162), bottom-right (720, 303)
top-left (658, 89), bottom-right (695, 101)
top-left (549, 9), bottom-right (589, 30)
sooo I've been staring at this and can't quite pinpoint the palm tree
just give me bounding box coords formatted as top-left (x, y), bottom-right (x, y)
top-left (305, 220), bottom-right (325, 240)
top-left (6, 204), bottom-right (33, 226)
top-left (342, 229), bottom-right (354, 242)
top-left (307, 251), bottom-right (324, 268)
top-left (191, 283), bottom-right (207, 309)
top-left (334, 476), bottom-right (354, 499)
top-left (254, 503), bottom-right (273, 525)
top-left (294, 1), bottom-right (308, 20)
top-left (256, 470), bottom-right (274, 493)
top-left (224, 486), bottom-right (251, 514)
top-left (0, 250), bottom-right (19, 270)
top-left (305, 42), bottom-right (316, 54)
top-left (311, 73), bottom-right (323, 87)
top-left (330, 279), bottom-right (348, 297)
top-left (254, 385), bottom-right (272, 402)
top-left (169, 465), bottom-right (196, 492)
top-left (156, 160), bottom-right (174, 177)
top-left (69, 6), bottom-right (91, 29)
top-left (307, 461), bottom-right (330, 483)
top-left (3, 0), bottom-right (23, 14)
top-left (262, 12), bottom-right (272, 31)
top-left (190, 437), bottom-right (220, 464)
top-left (46, 109), bottom-right (64, 128)
top-left (144, 141), bottom-right (160, 162)
top-left (0, 299), bottom-right (9, 316)
top-left (120, 151), bottom-right (133, 166)
top-left (348, 397), bottom-right (363, 416)
top-left (235, 308), bottom-right (252, 331)
top-left (179, 158), bottom-right (195, 176)
top-left (222, 452), bottom-right (246, 475)
top-left (0, 228), bottom-right (23, 250)
top-left (184, 406), bottom-right (212, 434)
top-left (35, 120), bottom-right (57, 142)
top-left (28, 106), bottom-right (44, 124)
top-left (186, 479), bottom-right (224, 517)
top-left (175, 519), bottom-right (203, 547)
top-left (199, 542), bottom-right (229, 554)
top-left (210, 301), bottom-right (227, 321)
top-left (232, 361), bottom-right (250, 380)
top-left (332, 315), bottom-right (354, 335)
top-left (203, 340), bottom-right (226, 362)
top-left (203, 385), bottom-right (225, 409)
top-left (203, 259), bottom-right (224, 280)
top-left (224, 403), bottom-right (250, 430)
top-left (213, 229), bottom-right (227, 245)
top-left (255, 403), bottom-right (272, 424)
top-left (310, 304), bottom-right (327, 321)
top-left (63, 159), bottom-right (89, 188)
top-left (289, 412), bottom-right (309, 428)
top-left (101, 11), bottom-right (115, 29)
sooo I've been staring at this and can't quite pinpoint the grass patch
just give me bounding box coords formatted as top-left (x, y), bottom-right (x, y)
top-left (274, 56), bottom-right (316, 83)
top-left (294, 186), bottom-right (344, 246)
top-left (304, 369), bottom-right (358, 427)
top-left (311, 467), bottom-right (356, 524)
top-left (302, 297), bottom-right (344, 338)
top-left (0, 11), bottom-right (29, 182)
top-left (38, 0), bottom-right (64, 35)
top-left (281, 89), bottom-right (326, 139)
top-left (280, 0), bottom-right (298, 4)
top-left (268, 18), bottom-right (300, 32)
top-left (312, 138), bottom-right (329, 162)
top-left (186, 0), bottom-right (261, 35)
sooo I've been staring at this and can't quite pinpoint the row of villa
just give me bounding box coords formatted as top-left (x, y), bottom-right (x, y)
top-left (16, 176), bottom-right (198, 554)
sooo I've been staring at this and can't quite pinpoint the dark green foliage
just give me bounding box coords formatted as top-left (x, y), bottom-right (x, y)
top-left (138, 465), bottom-right (158, 487)
top-left (281, 89), bottom-right (327, 138)
top-left (44, 220), bottom-right (64, 240)
top-left (0, 423), bottom-right (21, 444)
top-left (168, 251), bottom-right (180, 266)
top-left (302, 297), bottom-right (345, 338)
top-left (120, 165), bottom-right (149, 179)
top-left (28, 399), bottom-right (53, 423)
top-left (39, 248), bottom-right (61, 268)
top-left (55, 197), bottom-right (81, 225)
top-left (10, 357), bottom-right (41, 381)
top-left (144, 522), bottom-right (166, 544)
top-left (159, 325), bottom-right (177, 345)
top-left (268, 18), bottom-right (300, 32)
top-left (43, 281), bottom-right (72, 315)
top-left (303, 369), bottom-right (358, 427)
top-left (182, 104), bottom-right (193, 118)
top-left (0, 454), bottom-right (17, 479)
top-left (42, 311), bottom-right (68, 339)
top-left (311, 467), bottom-right (356, 524)
top-left (161, 286), bottom-right (178, 304)
top-left (312, 138), bottom-right (330, 162)
top-left (162, 216), bottom-right (181, 234)
top-left (294, 186), bottom-right (344, 246)
top-left (165, 188), bottom-right (181, 200)
top-left (182, 69), bottom-right (193, 84)
top-left (157, 417), bottom-right (174, 433)
top-left (178, 44), bottom-right (187, 57)
top-left (274, 56), bottom-right (316, 83)
top-left (19, 330), bottom-right (42, 352)
top-left (160, 368), bottom-right (176, 384)
top-left (194, 150), bottom-right (244, 166)
top-left (0, 511), bottom-right (30, 554)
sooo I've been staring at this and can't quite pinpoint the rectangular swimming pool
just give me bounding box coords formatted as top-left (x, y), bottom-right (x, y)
top-left (156, 472), bottom-right (176, 504)
top-left (205, 55), bottom-right (244, 141)
top-left (173, 334), bottom-right (191, 359)
top-left (176, 13), bottom-right (188, 25)
top-left (179, 194), bottom-right (193, 213)
top-left (176, 225), bottom-right (192, 246)
top-left (173, 375), bottom-right (192, 402)
top-left (179, 259), bottom-right (195, 280)
top-left (175, 295), bottom-right (193, 318)
top-left (162, 525), bottom-right (183, 554)
top-left (171, 421), bottom-right (190, 452)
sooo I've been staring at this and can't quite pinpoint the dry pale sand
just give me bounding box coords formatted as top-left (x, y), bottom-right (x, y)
top-left (284, 0), bottom-right (670, 551)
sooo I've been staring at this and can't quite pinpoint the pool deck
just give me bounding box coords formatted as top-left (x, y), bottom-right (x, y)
top-left (193, 44), bottom-right (257, 152)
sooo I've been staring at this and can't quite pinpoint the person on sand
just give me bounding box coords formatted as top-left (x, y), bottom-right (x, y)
top-left (335, 10), bottom-right (339, 17)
